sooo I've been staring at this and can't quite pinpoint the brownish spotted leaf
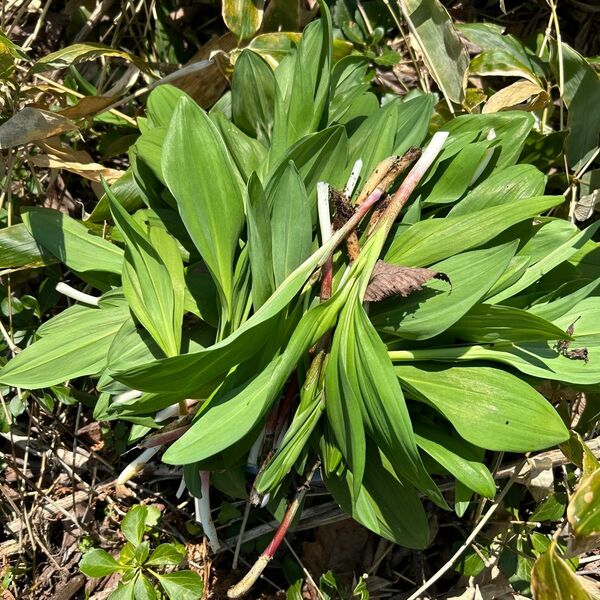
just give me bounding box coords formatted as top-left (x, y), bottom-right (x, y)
top-left (364, 260), bottom-right (450, 302)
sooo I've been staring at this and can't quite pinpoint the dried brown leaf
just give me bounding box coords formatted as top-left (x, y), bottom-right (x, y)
top-left (364, 260), bottom-right (450, 302)
top-left (0, 107), bottom-right (77, 149)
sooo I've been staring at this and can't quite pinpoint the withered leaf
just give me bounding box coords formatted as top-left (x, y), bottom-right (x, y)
top-left (364, 260), bottom-right (450, 302)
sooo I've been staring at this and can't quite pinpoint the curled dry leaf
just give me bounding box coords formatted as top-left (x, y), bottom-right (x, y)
top-left (58, 95), bottom-right (116, 120)
top-left (0, 107), bottom-right (77, 149)
top-left (363, 260), bottom-right (451, 302)
top-left (482, 79), bottom-right (549, 114)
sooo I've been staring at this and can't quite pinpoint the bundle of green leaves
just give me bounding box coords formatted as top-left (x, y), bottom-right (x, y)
top-left (2, 4), bottom-right (599, 551)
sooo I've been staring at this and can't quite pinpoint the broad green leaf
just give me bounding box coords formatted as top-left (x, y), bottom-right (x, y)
top-left (531, 542), bottom-right (591, 600)
top-left (530, 278), bottom-right (600, 322)
top-left (386, 195), bottom-right (563, 267)
top-left (323, 444), bottom-right (430, 549)
top-left (163, 298), bottom-right (342, 465)
top-left (231, 50), bottom-right (275, 142)
top-left (0, 223), bottom-right (54, 272)
top-left (269, 125), bottom-right (349, 209)
top-left (121, 505), bottom-right (148, 546)
top-left (325, 290), bottom-right (367, 498)
top-left (450, 303), bottom-right (570, 343)
top-left (134, 574), bottom-right (158, 600)
top-left (373, 242), bottom-right (516, 340)
top-left (469, 49), bottom-right (541, 85)
top-left (162, 97), bottom-right (245, 314)
top-left (146, 85), bottom-right (191, 128)
top-left (457, 22), bottom-right (545, 79)
top-left (211, 112), bottom-right (268, 182)
top-left (80, 548), bottom-right (121, 578)
top-left (550, 42), bottom-right (600, 170)
top-left (269, 162), bottom-right (312, 287)
top-left (346, 95), bottom-right (433, 189)
top-left (255, 355), bottom-right (325, 494)
top-left (423, 141), bottom-right (489, 205)
top-left (108, 191), bottom-right (184, 357)
top-left (146, 543), bottom-right (186, 567)
top-left (270, 8), bottom-right (333, 162)
top-left (395, 364), bottom-right (569, 452)
top-left (108, 579), bottom-right (136, 600)
top-left (222, 0), bottom-right (265, 41)
top-left (449, 164), bottom-right (546, 216)
top-left (0, 304), bottom-right (128, 389)
top-left (246, 175), bottom-right (275, 309)
top-left (392, 338), bottom-right (600, 387)
top-left (88, 169), bottom-right (146, 223)
top-left (134, 128), bottom-right (166, 185)
top-left (414, 427), bottom-right (495, 498)
top-left (352, 296), bottom-right (445, 507)
top-left (23, 207), bottom-right (123, 274)
top-left (154, 571), bottom-right (204, 600)
top-left (488, 220), bottom-right (600, 303)
top-left (398, 0), bottom-right (469, 104)
top-left (439, 111), bottom-right (534, 168)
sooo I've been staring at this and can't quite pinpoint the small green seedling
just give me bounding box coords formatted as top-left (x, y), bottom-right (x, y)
top-left (79, 505), bottom-right (203, 600)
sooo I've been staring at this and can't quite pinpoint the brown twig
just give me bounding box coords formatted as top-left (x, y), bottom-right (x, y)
top-left (227, 461), bottom-right (321, 598)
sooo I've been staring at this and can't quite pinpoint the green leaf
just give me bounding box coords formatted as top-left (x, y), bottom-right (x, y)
top-left (449, 164), bottom-right (546, 216)
top-left (423, 141), bottom-right (490, 205)
top-left (352, 295), bottom-right (445, 506)
top-left (386, 195), bottom-right (563, 267)
top-left (154, 571), bottom-right (204, 600)
top-left (231, 50), bottom-right (275, 142)
top-left (79, 548), bottom-right (121, 578)
top-left (246, 174), bottom-right (275, 309)
top-left (134, 574), bottom-right (158, 600)
top-left (469, 49), bottom-right (541, 85)
top-left (414, 427), bottom-right (495, 498)
top-left (457, 22), bottom-right (544, 79)
top-left (163, 97), bottom-right (245, 314)
top-left (108, 579), bottom-right (136, 600)
top-left (88, 169), bottom-right (147, 223)
top-left (323, 444), bottom-right (430, 549)
top-left (450, 303), bottom-right (570, 344)
top-left (346, 96), bottom-right (433, 189)
top-left (108, 189), bottom-right (184, 357)
top-left (398, 0), bottom-right (469, 104)
top-left (0, 304), bottom-right (128, 389)
top-left (222, 0), bottom-right (265, 40)
top-left (121, 505), bottom-right (148, 545)
top-left (146, 543), bottom-right (186, 567)
top-left (373, 242), bottom-right (516, 340)
top-left (23, 207), bottom-right (123, 274)
top-left (325, 291), bottom-right (367, 498)
top-left (0, 223), bottom-right (54, 273)
top-left (550, 42), bottom-right (600, 170)
top-left (270, 7), bottom-right (333, 161)
top-left (164, 299), bottom-right (341, 465)
top-left (531, 542), bottom-right (591, 600)
top-left (395, 364), bottom-right (569, 452)
top-left (269, 162), bottom-right (312, 287)
top-left (146, 85), bottom-right (191, 129)
top-left (488, 220), bottom-right (600, 303)
top-left (211, 112), bottom-right (268, 182)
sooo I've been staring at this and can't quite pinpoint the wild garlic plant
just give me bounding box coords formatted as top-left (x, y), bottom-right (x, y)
top-left (2, 4), bottom-right (600, 595)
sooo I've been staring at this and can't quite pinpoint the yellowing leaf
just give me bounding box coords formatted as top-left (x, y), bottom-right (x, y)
top-left (28, 154), bottom-right (123, 183)
top-left (483, 79), bottom-right (548, 114)
top-left (398, 0), bottom-right (469, 104)
top-left (30, 42), bottom-right (154, 75)
top-left (531, 541), bottom-right (592, 600)
top-left (222, 0), bottom-right (265, 41)
top-left (0, 107), bottom-right (76, 149)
